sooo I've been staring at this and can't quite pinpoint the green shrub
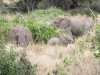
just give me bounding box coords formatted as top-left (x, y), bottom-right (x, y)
top-left (81, 8), bottom-right (98, 17)
top-left (0, 17), bottom-right (11, 41)
top-left (90, 25), bottom-right (100, 59)
top-left (0, 14), bottom-right (60, 44)
top-left (91, 1), bottom-right (100, 13)
top-left (27, 20), bottom-right (60, 44)
top-left (0, 8), bottom-right (70, 44)
top-left (27, 8), bottom-right (71, 24)
top-left (52, 67), bottom-right (67, 75)
top-left (0, 48), bottom-right (37, 75)
top-left (11, 8), bottom-right (69, 44)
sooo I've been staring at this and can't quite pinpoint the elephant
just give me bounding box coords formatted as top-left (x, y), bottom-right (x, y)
top-left (47, 36), bottom-right (74, 46)
top-left (50, 17), bottom-right (71, 29)
top-left (51, 17), bottom-right (92, 39)
top-left (7, 25), bottom-right (33, 47)
top-left (66, 17), bottom-right (92, 38)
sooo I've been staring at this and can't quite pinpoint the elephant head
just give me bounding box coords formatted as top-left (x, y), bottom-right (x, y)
top-left (8, 25), bottom-right (33, 47)
top-left (59, 36), bottom-right (75, 46)
top-left (50, 17), bottom-right (71, 29)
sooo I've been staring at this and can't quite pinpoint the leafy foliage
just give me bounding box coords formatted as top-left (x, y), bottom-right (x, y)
top-left (81, 8), bottom-right (98, 17)
top-left (28, 22), bottom-right (59, 43)
top-left (52, 67), bottom-right (67, 75)
top-left (0, 45), bottom-right (37, 75)
top-left (0, 8), bottom-right (70, 44)
top-left (90, 25), bottom-right (100, 59)
top-left (0, 17), bottom-right (11, 41)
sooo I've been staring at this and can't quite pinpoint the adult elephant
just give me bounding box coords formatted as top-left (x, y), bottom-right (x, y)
top-left (66, 17), bottom-right (92, 38)
top-left (51, 17), bottom-right (92, 39)
top-left (8, 25), bottom-right (33, 47)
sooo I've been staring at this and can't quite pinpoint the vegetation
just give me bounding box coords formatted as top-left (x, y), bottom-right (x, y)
top-left (0, 40), bottom-right (37, 75)
top-left (90, 25), bottom-right (100, 59)
top-left (1, 0), bottom-right (100, 14)
top-left (0, 2), bottom-right (100, 75)
top-left (0, 8), bottom-right (71, 44)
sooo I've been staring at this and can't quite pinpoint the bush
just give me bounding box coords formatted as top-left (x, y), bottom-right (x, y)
top-left (91, 0), bottom-right (100, 13)
top-left (28, 21), bottom-right (60, 44)
top-left (81, 8), bottom-right (98, 17)
top-left (0, 16), bottom-right (37, 75)
top-left (13, 15), bottom-right (61, 43)
top-left (52, 67), bottom-right (67, 75)
top-left (38, 0), bottom-right (72, 10)
top-left (0, 47), bottom-right (37, 75)
top-left (0, 17), bottom-right (11, 41)
top-left (0, 8), bottom-right (70, 44)
top-left (11, 8), bottom-right (70, 44)
top-left (27, 8), bottom-right (71, 24)
top-left (90, 25), bottom-right (100, 59)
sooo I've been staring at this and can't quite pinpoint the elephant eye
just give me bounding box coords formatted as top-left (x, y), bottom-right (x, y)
top-left (54, 21), bottom-right (56, 24)
top-left (16, 35), bottom-right (18, 39)
top-left (84, 27), bottom-right (88, 30)
top-left (90, 26), bottom-right (92, 28)
top-left (25, 35), bottom-right (27, 41)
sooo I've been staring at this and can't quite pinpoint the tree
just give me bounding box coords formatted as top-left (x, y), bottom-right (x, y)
top-left (0, 0), bottom-right (3, 9)
top-left (20, 0), bottom-right (41, 13)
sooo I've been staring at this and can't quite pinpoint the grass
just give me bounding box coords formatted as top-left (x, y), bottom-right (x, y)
top-left (1, 7), bottom-right (100, 75)
top-left (16, 36), bottom-right (100, 75)
top-left (5, 35), bottom-right (100, 75)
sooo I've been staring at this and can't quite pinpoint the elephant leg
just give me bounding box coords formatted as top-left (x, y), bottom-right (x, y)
top-left (16, 35), bottom-right (19, 46)
top-left (25, 36), bottom-right (28, 46)
top-left (65, 27), bottom-right (73, 38)
top-left (65, 27), bottom-right (75, 43)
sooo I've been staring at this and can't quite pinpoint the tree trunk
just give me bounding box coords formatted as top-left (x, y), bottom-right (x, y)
top-left (0, 0), bottom-right (3, 9)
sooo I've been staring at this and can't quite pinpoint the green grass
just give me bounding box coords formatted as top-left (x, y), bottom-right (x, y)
top-left (0, 8), bottom-right (70, 44)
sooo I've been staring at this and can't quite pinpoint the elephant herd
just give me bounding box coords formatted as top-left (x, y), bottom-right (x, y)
top-left (48, 16), bottom-right (92, 46)
top-left (7, 16), bottom-right (92, 47)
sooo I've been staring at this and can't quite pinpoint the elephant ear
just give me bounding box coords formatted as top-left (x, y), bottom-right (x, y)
top-left (59, 18), bottom-right (70, 29)
top-left (55, 17), bottom-right (64, 23)
top-left (51, 17), bottom-right (64, 27)
top-left (7, 28), bottom-right (18, 44)
top-left (24, 27), bottom-right (33, 45)
top-left (59, 36), bottom-right (68, 43)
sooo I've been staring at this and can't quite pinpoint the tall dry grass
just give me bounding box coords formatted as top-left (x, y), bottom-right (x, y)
top-left (6, 34), bottom-right (100, 75)
top-left (5, 14), bottom-right (100, 75)
top-left (25, 35), bottom-right (100, 75)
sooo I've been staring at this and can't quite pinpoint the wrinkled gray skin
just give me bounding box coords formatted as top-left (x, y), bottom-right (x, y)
top-left (66, 17), bottom-right (92, 38)
top-left (51, 17), bottom-right (71, 29)
top-left (8, 25), bottom-right (33, 47)
top-left (47, 36), bottom-right (74, 46)
top-left (51, 17), bottom-right (92, 39)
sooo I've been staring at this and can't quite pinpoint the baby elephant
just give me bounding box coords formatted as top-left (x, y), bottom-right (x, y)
top-left (8, 25), bottom-right (33, 47)
top-left (47, 36), bottom-right (74, 46)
